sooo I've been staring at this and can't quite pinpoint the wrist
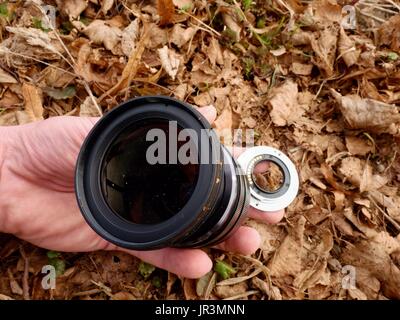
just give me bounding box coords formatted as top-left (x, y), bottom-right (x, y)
top-left (0, 125), bottom-right (19, 234)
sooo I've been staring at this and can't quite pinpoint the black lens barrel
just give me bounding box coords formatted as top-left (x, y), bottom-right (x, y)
top-left (75, 96), bottom-right (249, 250)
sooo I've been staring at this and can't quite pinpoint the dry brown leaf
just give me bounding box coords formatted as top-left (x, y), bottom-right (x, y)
top-left (170, 25), bottom-right (197, 48)
top-left (214, 282), bottom-right (248, 299)
top-left (345, 136), bottom-right (373, 156)
top-left (268, 216), bottom-right (306, 278)
top-left (311, 24), bottom-right (338, 76)
top-left (341, 232), bottom-right (400, 299)
top-left (5, 27), bottom-right (63, 56)
top-left (101, 0), bottom-right (114, 14)
top-left (196, 271), bottom-right (215, 298)
top-left (158, 0), bottom-right (175, 26)
top-left (214, 107), bottom-right (233, 141)
top-left (338, 157), bottom-right (388, 192)
top-left (158, 46), bottom-right (180, 80)
top-left (206, 38), bottom-right (224, 67)
top-left (312, 0), bottom-right (342, 25)
top-left (378, 14), bottom-right (400, 52)
top-left (0, 68), bottom-right (17, 84)
top-left (121, 19), bottom-right (140, 57)
top-left (293, 259), bottom-right (328, 291)
top-left (268, 80), bottom-right (305, 126)
top-left (22, 83), bottom-right (44, 122)
top-left (83, 20), bottom-right (122, 53)
top-left (183, 278), bottom-right (197, 300)
top-left (331, 89), bottom-right (400, 136)
top-left (56, 0), bottom-right (88, 20)
top-left (79, 96), bottom-right (102, 117)
top-left (338, 28), bottom-right (360, 67)
top-left (292, 62), bottom-right (313, 76)
top-left (252, 277), bottom-right (282, 300)
top-left (347, 288), bottom-right (368, 300)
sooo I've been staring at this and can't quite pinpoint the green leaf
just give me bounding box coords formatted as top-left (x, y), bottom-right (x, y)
top-left (47, 250), bottom-right (61, 259)
top-left (45, 86), bottom-right (76, 100)
top-left (32, 17), bottom-right (51, 32)
top-left (50, 259), bottom-right (66, 276)
top-left (242, 0), bottom-right (252, 11)
top-left (47, 251), bottom-right (65, 276)
top-left (0, 3), bottom-right (9, 17)
top-left (152, 276), bottom-right (162, 288)
top-left (61, 21), bottom-right (74, 35)
top-left (387, 52), bottom-right (399, 61)
top-left (80, 17), bottom-right (92, 26)
top-left (214, 260), bottom-right (235, 280)
top-left (138, 261), bottom-right (156, 279)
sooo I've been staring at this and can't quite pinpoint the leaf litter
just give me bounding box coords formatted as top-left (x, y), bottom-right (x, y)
top-left (1, 0), bottom-right (400, 300)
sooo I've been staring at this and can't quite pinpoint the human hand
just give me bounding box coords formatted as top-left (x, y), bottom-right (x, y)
top-left (0, 105), bottom-right (284, 278)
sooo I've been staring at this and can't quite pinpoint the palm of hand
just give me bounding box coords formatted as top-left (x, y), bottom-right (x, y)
top-left (6, 117), bottom-right (110, 252)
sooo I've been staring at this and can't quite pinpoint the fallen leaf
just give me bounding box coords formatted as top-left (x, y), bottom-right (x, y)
top-left (83, 20), bottom-right (122, 53)
top-left (183, 278), bottom-right (197, 300)
top-left (268, 80), bottom-right (305, 126)
top-left (101, 0), bottom-right (114, 14)
top-left (345, 136), bottom-right (373, 156)
top-left (5, 27), bottom-right (63, 56)
top-left (121, 19), bottom-right (140, 57)
top-left (44, 86), bottom-right (76, 100)
top-left (267, 216), bottom-right (306, 277)
top-left (157, 0), bottom-right (174, 26)
top-left (170, 25), bottom-right (197, 48)
top-left (79, 96), bottom-right (102, 117)
top-left (0, 68), bottom-right (17, 84)
top-left (341, 232), bottom-right (400, 299)
top-left (158, 46), bottom-right (180, 80)
top-left (331, 89), bottom-right (400, 136)
top-left (292, 62), bottom-right (313, 76)
top-left (214, 282), bottom-right (248, 299)
top-left (22, 83), bottom-right (44, 122)
top-left (56, 0), bottom-right (88, 20)
top-left (338, 28), bottom-right (360, 67)
top-left (252, 277), bottom-right (282, 300)
top-left (378, 14), bottom-right (400, 52)
top-left (338, 157), bottom-right (388, 192)
top-left (311, 24), bottom-right (338, 76)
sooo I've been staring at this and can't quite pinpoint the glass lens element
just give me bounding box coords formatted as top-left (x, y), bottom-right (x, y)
top-left (101, 119), bottom-right (199, 225)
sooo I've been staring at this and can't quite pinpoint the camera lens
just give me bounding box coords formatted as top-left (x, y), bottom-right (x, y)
top-left (75, 96), bottom-right (249, 250)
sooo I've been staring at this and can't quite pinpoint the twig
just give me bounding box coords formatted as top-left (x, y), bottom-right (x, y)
top-left (19, 247), bottom-right (30, 300)
top-left (180, 10), bottom-right (221, 37)
top-left (0, 48), bottom-right (77, 77)
top-left (368, 194), bottom-right (400, 231)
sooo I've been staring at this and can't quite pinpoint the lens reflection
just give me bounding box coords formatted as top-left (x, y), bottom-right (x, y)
top-left (101, 119), bottom-right (199, 225)
top-left (252, 160), bottom-right (284, 193)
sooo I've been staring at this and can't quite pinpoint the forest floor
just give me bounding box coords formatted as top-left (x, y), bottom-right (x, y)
top-left (1, 0), bottom-right (400, 300)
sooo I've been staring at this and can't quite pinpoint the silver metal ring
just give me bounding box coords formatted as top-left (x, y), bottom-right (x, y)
top-left (236, 146), bottom-right (299, 212)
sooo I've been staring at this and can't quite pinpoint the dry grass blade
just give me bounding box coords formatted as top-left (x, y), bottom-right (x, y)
top-left (217, 268), bottom-right (262, 286)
